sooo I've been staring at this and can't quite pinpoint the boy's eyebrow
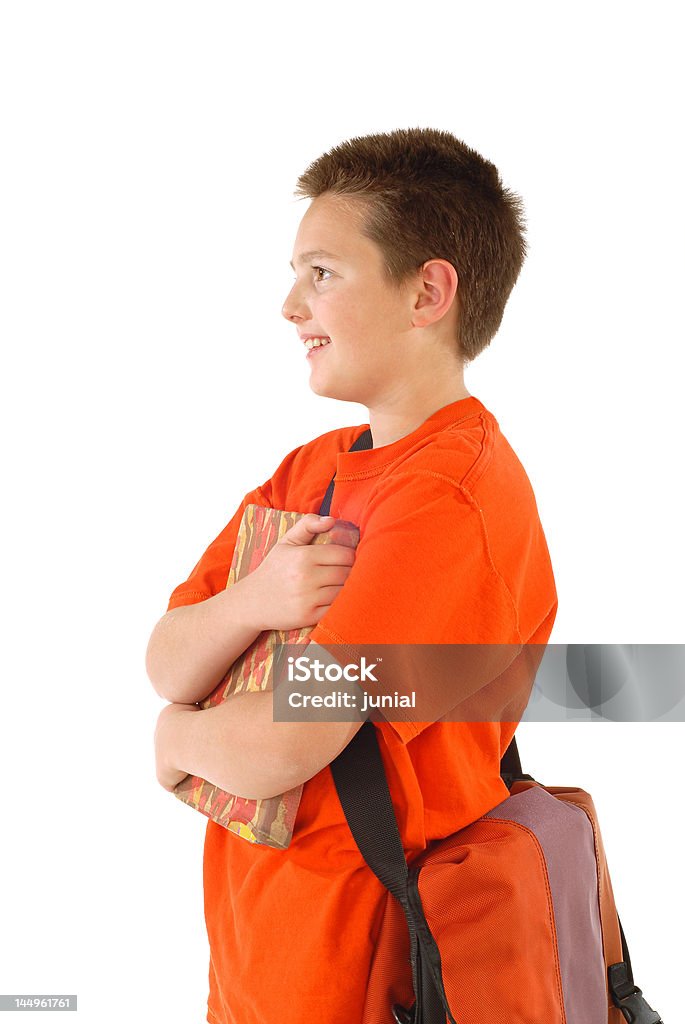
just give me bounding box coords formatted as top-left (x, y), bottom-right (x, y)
top-left (289, 249), bottom-right (343, 270)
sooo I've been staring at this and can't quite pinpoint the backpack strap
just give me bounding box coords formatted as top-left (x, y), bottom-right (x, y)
top-left (318, 425), bottom-right (373, 516)
top-left (317, 427), bottom-right (454, 1021)
top-left (608, 917), bottom-right (663, 1023)
top-left (330, 721), bottom-right (453, 1024)
top-left (317, 432), bottom-right (411, 903)
top-left (499, 733), bottom-right (527, 788)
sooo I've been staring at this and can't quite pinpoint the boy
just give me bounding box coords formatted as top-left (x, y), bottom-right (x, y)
top-left (146, 127), bottom-right (557, 1024)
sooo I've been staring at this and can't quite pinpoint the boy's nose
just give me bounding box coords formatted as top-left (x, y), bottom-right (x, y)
top-left (281, 282), bottom-right (309, 323)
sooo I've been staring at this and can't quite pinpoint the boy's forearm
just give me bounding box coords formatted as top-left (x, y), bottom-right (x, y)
top-left (158, 690), bottom-right (305, 800)
top-left (145, 577), bottom-right (263, 704)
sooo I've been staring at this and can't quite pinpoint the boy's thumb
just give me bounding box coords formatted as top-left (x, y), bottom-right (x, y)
top-left (283, 514), bottom-right (335, 545)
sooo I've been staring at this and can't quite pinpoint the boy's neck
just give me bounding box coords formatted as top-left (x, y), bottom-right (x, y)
top-left (367, 384), bottom-right (471, 449)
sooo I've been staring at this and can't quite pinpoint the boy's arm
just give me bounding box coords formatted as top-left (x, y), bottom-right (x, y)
top-left (145, 576), bottom-right (264, 705)
top-left (154, 668), bottom-right (365, 799)
top-left (146, 514), bottom-right (355, 704)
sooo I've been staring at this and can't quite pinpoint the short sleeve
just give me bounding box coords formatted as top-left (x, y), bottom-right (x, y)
top-left (166, 481), bottom-right (272, 611)
top-left (308, 470), bottom-right (525, 744)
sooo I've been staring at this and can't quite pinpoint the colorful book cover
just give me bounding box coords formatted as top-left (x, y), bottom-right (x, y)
top-left (173, 504), bottom-right (360, 849)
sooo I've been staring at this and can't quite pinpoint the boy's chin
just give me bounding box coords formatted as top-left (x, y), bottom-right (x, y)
top-left (308, 380), bottom-right (359, 403)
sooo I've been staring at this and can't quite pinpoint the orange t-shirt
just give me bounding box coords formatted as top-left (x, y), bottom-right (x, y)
top-left (167, 395), bottom-right (557, 1024)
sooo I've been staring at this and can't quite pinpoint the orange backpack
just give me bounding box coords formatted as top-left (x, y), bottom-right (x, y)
top-left (331, 721), bottom-right (663, 1024)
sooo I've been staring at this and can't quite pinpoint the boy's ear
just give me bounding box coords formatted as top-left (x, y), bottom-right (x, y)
top-left (411, 259), bottom-right (459, 328)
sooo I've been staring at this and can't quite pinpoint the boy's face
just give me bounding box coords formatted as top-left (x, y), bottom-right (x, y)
top-left (283, 193), bottom-right (421, 407)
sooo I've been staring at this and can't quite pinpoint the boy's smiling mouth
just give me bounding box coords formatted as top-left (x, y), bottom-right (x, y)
top-left (302, 336), bottom-right (332, 356)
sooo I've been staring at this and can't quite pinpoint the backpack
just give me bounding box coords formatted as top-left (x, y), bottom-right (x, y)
top-left (321, 428), bottom-right (662, 1024)
top-left (330, 721), bottom-right (662, 1024)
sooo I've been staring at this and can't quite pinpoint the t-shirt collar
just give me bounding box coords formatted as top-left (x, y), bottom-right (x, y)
top-left (336, 395), bottom-right (486, 478)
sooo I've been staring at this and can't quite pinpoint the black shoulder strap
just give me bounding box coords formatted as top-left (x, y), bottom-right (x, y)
top-left (330, 721), bottom-right (453, 1024)
top-left (318, 426), bottom-right (483, 1022)
top-left (318, 425), bottom-right (374, 518)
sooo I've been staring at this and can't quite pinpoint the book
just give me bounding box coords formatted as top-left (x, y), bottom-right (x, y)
top-left (173, 504), bottom-right (360, 849)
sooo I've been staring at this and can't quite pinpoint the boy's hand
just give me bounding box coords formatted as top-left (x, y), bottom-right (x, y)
top-left (241, 514), bottom-right (356, 632)
top-left (154, 702), bottom-right (200, 792)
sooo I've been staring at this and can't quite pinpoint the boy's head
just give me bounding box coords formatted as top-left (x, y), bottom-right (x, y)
top-left (289, 127), bottom-right (526, 365)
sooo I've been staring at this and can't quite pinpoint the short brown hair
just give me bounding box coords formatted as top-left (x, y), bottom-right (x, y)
top-left (294, 127), bottom-right (526, 363)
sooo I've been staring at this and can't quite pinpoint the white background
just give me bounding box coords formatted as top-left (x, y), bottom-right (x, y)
top-left (0, 2), bottom-right (681, 1021)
